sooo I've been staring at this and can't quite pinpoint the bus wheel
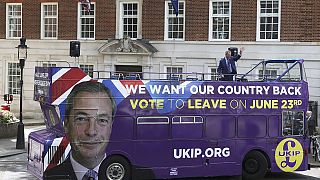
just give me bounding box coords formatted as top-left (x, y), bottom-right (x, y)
top-left (99, 156), bottom-right (131, 180)
top-left (242, 151), bottom-right (268, 180)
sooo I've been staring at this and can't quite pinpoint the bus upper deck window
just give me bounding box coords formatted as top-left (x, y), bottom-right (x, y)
top-left (282, 111), bottom-right (304, 136)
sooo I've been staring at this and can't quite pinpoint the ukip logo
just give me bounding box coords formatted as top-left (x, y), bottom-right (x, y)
top-left (275, 138), bottom-right (304, 172)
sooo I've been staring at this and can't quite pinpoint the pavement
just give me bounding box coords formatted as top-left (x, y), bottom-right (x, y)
top-left (309, 154), bottom-right (320, 168)
top-left (309, 148), bottom-right (320, 168)
top-left (0, 122), bottom-right (46, 180)
top-left (0, 119), bottom-right (45, 159)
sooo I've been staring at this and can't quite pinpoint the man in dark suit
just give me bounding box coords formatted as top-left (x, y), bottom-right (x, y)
top-left (43, 156), bottom-right (76, 179)
top-left (307, 111), bottom-right (316, 136)
top-left (44, 81), bottom-right (116, 180)
top-left (306, 111), bottom-right (316, 153)
top-left (218, 47), bottom-right (244, 81)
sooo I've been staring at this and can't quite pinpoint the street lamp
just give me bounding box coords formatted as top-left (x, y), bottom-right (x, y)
top-left (16, 36), bottom-right (27, 149)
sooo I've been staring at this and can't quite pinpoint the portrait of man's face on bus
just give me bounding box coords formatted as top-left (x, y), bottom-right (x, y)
top-left (64, 81), bottom-right (116, 168)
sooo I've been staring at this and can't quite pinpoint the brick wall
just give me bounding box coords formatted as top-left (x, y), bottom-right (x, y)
top-left (24, 0), bottom-right (40, 39)
top-left (95, 0), bottom-right (116, 40)
top-left (1, 0), bottom-right (320, 42)
top-left (142, 0), bottom-right (164, 41)
top-left (281, 0), bottom-right (306, 41)
top-left (281, 0), bottom-right (320, 42)
top-left (185, 0), bottom-right (209, 41)
top-left (232, 0), bottom-right (257, 41)
top-left (314, 0), bottom-right (320, 41)
top-left (58, 0), bottom-right (77, 40)
top-left (0, 2), bottom-right (6, 39)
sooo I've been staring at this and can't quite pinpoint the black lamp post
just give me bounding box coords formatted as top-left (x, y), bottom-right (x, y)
top-left (16, 36), bottom-right (27, 149)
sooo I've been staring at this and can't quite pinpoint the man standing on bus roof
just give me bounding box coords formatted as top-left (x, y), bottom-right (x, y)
top-left (44, 81), bottom-right (116, 180)
top-left (218, 47), bottom-right (244, 81)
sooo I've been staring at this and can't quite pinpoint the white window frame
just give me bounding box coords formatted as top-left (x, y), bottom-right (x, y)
top-left (164, 0), bottom-right (185, 41)
top-left (80, 64), bottom-right (94, 77)
top-left (41, 3), bottom-right (58, 39)
top-left (210, 67), bottom-right (218, 80)
top-left (209, 0), bottom-right (231, 41)
top-left (172, 116), bottom-right (204, 124)
top-left (7, 62), bottom-right (21, 95)
top-left (6, 3), bottom-right (22, 39)
top-left (42, 63), bottom-right (57, 67)
top-left (166, 66), bottom-right (184, 80)
top-left (77, 2), bottom-right (96, 40)
top-left (256, 0), bottom-right (281, 41)
top-left (117, 0), bottom-right (142, 39)
top-left (258, 68), bottom-right (278, 80)
top-left (137, 117), bottom-right (169, 125)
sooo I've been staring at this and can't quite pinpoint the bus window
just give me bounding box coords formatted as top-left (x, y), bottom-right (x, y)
top-left (172, 116), bottom-right (203, 124)
top-left (238, 116), bottom-right (267, 138)
top-left (172, 116), bottom-right (203, 139)
top-left (206, 115), bottom-right (236, 139)
top-left (282, 111), bottom-right (304, 136)
top-left (137, 116), bottom-right (169, 140)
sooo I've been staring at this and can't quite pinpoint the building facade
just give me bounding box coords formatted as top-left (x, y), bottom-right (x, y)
top-left (0, 0), bottom-right (319, 126)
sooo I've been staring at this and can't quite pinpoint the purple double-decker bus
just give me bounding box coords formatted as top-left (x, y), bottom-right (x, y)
top-left (28, 59), bottom-right (310, 179)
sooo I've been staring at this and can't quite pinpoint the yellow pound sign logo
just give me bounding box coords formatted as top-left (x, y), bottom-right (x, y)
top-left (275, 138), bottom-right (303, 172)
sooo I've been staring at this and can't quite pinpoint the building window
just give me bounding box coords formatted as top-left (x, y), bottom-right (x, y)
top-left (209, 0), bottom-right (231, 41)
top-left (119, 2), bottom-right (140, 39)
top-left (211, 68), bottom-right (218, 80)
top-left (165, 1), bottom-right (185, 40)
top-left (80, 64), bottom-right (94, 77)
top-left (166, 67), bottom-right (183, 80)
top-left (8, 63), bottom-right (21, 95)
top-left (78, 2), bottom-right (95, 39)
top-left (41, 3), bottom-right (58, 39)
top-left (42, 63), bottom-right (56, 67)
top-left (257, 0), bottom-right (280, 41)
top-left (258, 69), bottom-right (277, 80)
top-left (6, 3), bottom-right (22, 39)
